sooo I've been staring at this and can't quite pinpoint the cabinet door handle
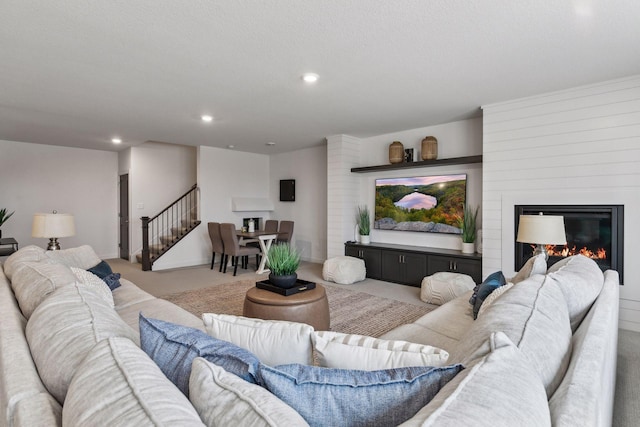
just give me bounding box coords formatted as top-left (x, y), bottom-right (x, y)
top-left (359, 250), bottom-right (363, 257)
top-left (449, 261), bottom-right (453, 270)
top-left (453, 261), bottom-right (457, 271)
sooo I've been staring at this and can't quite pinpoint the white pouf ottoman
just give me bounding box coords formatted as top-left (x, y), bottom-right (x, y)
top-left (322, 256), bottom-right (366, 285)
top-left (421, 272), bottom-right (476, 305)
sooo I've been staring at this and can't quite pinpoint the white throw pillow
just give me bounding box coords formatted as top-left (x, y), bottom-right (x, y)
top-left (10, 261), bottom-right (77, 319)
top-left (421, 272), bottom-right (476, 305)
top-left (202, 313), bottom-right (314, 366)
top-left (189, 358), bottom-right (309, 427)
top-left (63, 337), bottom-right (204, 426)
top-left (510, 253), bottom-right (547, 284)
top-left (70, 267), bottom-right (114, 308)
top-left (312, 331), bottom-right (449, 370)
top-left (477, 282), bottom-right (514, 318)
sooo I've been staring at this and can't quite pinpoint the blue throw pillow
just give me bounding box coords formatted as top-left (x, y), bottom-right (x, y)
top-left (87, 260), bottom-right (121, 290)
top-left (258, 363), bottom-right (463, 427)
top-left (471, 271), bottom-right (507, 319)
top-left (139, 314), bottom-right (261, 396)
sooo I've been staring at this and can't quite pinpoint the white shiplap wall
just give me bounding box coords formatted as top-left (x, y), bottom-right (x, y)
top-left (482, 74), bottom-right (640, 331)
top-left (326, 135), bottom-right (361, 259)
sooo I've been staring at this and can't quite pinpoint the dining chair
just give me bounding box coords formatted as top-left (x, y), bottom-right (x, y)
top-left (219, 223), bottom-right (261, 276)
top-left (277, 220), bottom-right (294, 244)
top-left (207, 222), bottom-right (225, 272)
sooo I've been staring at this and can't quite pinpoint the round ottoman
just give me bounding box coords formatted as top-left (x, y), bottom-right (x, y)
top-left (243, 284), bottom-right (330, 330)
top-left (420, 272), bottom-right (475, 306)
top-left (322, 256), bottom-right (366, 285)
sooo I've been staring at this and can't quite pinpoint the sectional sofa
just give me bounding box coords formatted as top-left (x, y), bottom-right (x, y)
top-left (0, 245), bottom-right (619, 426)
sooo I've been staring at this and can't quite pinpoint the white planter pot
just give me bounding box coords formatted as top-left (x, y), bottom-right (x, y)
top-left (359, 235), bottom-right (370, 245)
top-left (461, 242), bottom-right (475, 254)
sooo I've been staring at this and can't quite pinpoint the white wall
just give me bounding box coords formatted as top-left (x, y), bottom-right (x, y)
top-left (0, 139), bottom-right (118, 258)
top-left (327, 118), bottom-right (483, 258)
top-left (126, 141), bottom-right (197, 262)
top-left (269, 145), bottom-right (327, 263)
top-left (482, 74), bottom-right (640, 331)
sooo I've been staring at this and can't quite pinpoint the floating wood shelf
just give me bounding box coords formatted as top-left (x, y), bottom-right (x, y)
top-left (350, 155), bottom-right (482, 173)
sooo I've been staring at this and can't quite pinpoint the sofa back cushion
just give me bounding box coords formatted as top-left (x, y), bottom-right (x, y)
top-left (3, 245), bottom-right (46, 280)
top-left (10, 261), bottom-right (77, 319)
top-left (406, 332), bottom-right (551, 426)
top-left (26, 283), bottom-right (137, 403)
top-left (43, 245), bottom-right (102, 270)
top-left (449, 274), bottom-right (572, 397)
top-left (63, 337), bottom-right (204, 426)
top-left (546, 254), bottom-right (604, 332)
top-left (190, 358), bottom-right (309, 427)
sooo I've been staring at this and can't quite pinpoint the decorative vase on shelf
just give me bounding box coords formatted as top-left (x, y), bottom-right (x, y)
top-left (359, 235), bottom-right (370, 245)
top-left (421, 136), bottom-right (438, 160)
top-left (389, 141), bottom-right (404, 164)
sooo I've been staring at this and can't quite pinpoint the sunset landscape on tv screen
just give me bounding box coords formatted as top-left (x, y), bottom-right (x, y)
top-left (374, 174), bottom-right (467, 234)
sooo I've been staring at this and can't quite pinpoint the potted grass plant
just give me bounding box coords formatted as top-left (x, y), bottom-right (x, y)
top-left (459, 204), bottom-right (478, 254)
top-left (267, 243), bottom-right (301, 288)
top-left (356, 205), bottom-right (371, 244)
top-left (0, 208), bottom-right (14, 239)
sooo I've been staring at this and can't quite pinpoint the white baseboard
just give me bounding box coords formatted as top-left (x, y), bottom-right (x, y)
top-left (619, 298), bottom-right (640, 332)
top-left (152, 257), bottom-right (209, 271)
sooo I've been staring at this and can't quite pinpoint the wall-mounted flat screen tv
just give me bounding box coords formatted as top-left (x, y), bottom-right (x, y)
top-left (374, 174), bottom-right (466, 234)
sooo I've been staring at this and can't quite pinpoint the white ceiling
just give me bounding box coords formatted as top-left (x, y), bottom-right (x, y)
top-left (1, 1), bottom-right (639, 155)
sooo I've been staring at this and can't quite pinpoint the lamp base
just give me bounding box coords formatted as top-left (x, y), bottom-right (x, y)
top-left (532, 244), bottom-right (548, 261)
top-left (47, 238), bottom-right (61, 251)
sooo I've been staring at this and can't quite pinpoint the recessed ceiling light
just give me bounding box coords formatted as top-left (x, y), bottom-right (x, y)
top-left (111, 137), bottom-right (122, 144)
top-left (301, 73), bottom-right (319, 83)
top-left (201, 114), bottom-right (213, 123)
top-left (266, 141), bottom-right (276, 146)
top-left (227, 145), bottom-right (235, 149)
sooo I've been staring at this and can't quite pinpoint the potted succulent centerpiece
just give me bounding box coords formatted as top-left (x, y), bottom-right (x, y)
top-left (356, 205), bottom-right (371, 245)
top-left (0, 208), bottom-right (15, 239)
top-left (267, 243), bottom-right (301, 289)
top-left (459, 204), bottom-right (478, 254)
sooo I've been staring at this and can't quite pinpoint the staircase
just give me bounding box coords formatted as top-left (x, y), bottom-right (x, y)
top-left (137, 184), bottom-right (200, 271)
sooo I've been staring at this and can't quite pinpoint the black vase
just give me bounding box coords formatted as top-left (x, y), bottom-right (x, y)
top-left (268, 273), bottom-right (298, 289)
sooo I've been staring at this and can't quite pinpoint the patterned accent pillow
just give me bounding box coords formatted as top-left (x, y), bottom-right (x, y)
top-left (70, 267), bottom-right (114, 308)
top-left (477, 282), bottom-right (514, 318)
top-left (312, 331), bottom-right (449, 370)
top-left (87, 260), bottom-right (121, 290)
top-left (258, 363), bottom-right (463, 427)
top-left (470, 271), bottom-right (507, 319)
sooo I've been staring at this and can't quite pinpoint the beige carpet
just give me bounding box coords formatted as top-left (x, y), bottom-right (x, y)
top-left (162, 280), bottom-right (433, 337)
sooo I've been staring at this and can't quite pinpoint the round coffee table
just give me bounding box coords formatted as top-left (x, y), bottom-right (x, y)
top-left (243, 284), bottom-right (330, 330)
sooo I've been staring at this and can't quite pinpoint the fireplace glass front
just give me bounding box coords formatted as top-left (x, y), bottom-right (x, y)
top-left (514, 205), bottom-right (623, 282)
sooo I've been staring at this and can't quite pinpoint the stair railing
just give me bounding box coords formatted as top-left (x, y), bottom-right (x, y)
top-left (141, 184), bottom-right (199, 271)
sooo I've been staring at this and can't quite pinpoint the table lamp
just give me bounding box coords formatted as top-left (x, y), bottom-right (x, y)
top-left (516, 213), bottom-right (566, 261)
top-left (32, 211), bottom-right (75, 250)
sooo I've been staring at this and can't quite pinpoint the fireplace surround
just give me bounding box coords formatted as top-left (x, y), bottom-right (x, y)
top-left (514, 205), bottom-right (624, 282)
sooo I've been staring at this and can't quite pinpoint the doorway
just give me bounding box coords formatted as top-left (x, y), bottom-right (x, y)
top-left (119, 174), bottom-right (130, 260)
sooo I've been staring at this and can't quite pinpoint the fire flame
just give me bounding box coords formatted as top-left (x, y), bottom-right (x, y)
top-left (542, 244), bottom-right (607, 260)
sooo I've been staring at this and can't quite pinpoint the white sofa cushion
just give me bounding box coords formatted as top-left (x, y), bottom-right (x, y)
top-left (10, 261), bottom-right (77, 319)
top-left (70, 267), bottom-right (114, 308)
top-left (449, 274), bottom-right (572, 398)
top-left (203, 313), bottom-right (314, 366)
top-left (322, 256), bottom-right (366, 284)
top-left (43, 244), bottom-right (102, 270)
top-left (312, 331), bottom-right (449, 370)
top-left (546, 255), bottom-right (605, 331)
top-left (3, 245), bottom-right (46, 280)
top-left (189, 357), bottom-right (309, 427)
top-left (420, 272), bottom-right (476, 305)
top-left (510, 253), bottom-right (547, 284)
top-left (26, 283), bottom-right (137, 403)
top-left (403, 332), bottom-right (551, 426)
top-left (63, 337), bottom-right (204, 426)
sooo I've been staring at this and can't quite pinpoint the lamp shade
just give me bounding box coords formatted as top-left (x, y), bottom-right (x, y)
top-left (516, 214), bottom-right (566, 245)
top-left (32, 213), bottom-right (75, 238)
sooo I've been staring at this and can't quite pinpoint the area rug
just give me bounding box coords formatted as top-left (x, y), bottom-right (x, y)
top-left (161, 280), bottom-right (433, 337)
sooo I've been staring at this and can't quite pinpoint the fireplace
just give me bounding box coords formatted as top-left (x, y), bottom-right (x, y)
top-left (514, 205), bottom-right (624, 282)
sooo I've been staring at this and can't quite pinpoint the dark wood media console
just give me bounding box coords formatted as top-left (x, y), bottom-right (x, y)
top-left (345, 242), bottom-right (482, 287)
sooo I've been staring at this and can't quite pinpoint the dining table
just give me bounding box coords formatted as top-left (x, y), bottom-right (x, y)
top-left (236, 230), bottom-right (284, 274)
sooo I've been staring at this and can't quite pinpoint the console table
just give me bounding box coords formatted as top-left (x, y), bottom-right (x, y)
top-left (345, 242), bottom-right (482, 287)
top-left (0, 238), bottom-right (18, 257)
